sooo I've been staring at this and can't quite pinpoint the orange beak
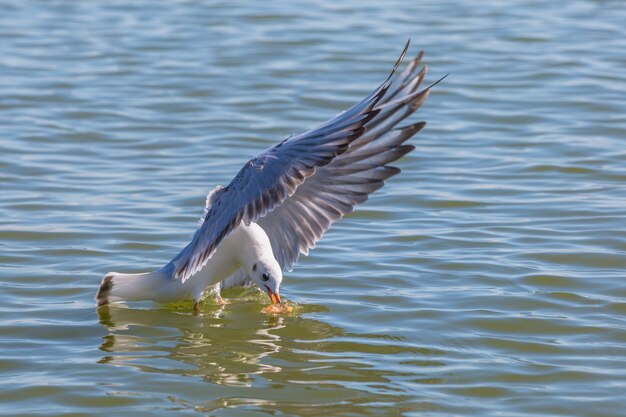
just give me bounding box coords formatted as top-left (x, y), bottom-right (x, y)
top-left (264, 285), bottom-right (281, 304)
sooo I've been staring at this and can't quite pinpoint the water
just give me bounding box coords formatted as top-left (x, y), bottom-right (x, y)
top-left (1, 1), bottom-right (625, 416)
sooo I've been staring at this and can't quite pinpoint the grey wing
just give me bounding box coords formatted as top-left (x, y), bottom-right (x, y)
top-left (257, 50), bottom-right (436, 271)
top-left (168, 41), bottom-right (411, 282)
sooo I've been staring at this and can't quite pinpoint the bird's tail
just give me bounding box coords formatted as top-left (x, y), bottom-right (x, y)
top-left (96, 270), bottom-right (167, 306)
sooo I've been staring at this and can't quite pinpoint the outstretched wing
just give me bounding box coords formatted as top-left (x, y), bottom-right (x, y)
top-left (257, 50), bottom-right (436, 271)
top-left (169, 41), bottom-right (411, 282)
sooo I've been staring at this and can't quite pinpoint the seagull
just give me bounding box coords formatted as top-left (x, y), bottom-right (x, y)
top-left (96, 41), bottom-right (442, 313)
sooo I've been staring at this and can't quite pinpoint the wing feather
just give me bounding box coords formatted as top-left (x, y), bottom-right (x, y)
top-left (168, 41), bottom-right (412, 282)
top-left (257, 52), bottom-right (437, 270)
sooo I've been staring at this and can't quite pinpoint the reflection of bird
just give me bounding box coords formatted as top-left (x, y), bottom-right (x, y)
top-left (96, 40), bottom-right (442, 313)
top-left (97, 304), bottom-right (288, 387)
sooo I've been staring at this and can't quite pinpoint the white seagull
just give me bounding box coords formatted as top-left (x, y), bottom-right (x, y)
top-left (96, 41), bottom-right (442, 313)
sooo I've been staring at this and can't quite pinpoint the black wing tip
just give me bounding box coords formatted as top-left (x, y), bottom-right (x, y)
top-left (366, 40), bottom-right (415, 118)
top-left (395, 39), bottom-right (411, 71)
top-left (426, 73), bottom-right (450, 90)
top-left (386, 166), bottom-right (402, 177)
top-left (383, 39), bottom-right (412, 87)
top-left (404, 120), bottom-right (427, 132)
top-left (349, 40), bottom-right (417, 118)
top-left (397, 144), bottom-right (416, 158)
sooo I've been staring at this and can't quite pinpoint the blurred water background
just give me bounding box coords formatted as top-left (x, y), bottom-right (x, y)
top-left (1, 1), bottom-right (625, 416)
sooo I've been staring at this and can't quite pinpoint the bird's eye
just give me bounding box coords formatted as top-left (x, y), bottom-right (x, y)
top-left (262, 273), bottom-right (270, 282)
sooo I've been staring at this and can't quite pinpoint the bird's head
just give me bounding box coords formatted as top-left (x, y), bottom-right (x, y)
top-left (248, 258), bottom-right (283, 304)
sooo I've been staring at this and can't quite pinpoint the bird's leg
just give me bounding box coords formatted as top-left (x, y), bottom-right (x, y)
top-left (207, 283), bottom-right (228, 305)
top-left (215, 292), bottom-right (227, 306)
top-left (193, 289), bottom-right (204, 315)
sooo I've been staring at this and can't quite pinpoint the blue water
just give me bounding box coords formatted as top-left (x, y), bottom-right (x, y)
top-left (1, 1), bottom-right (625, 416)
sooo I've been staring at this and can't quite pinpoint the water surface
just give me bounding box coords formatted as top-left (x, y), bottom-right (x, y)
top-left (1, 1), bottom-right (625, 416)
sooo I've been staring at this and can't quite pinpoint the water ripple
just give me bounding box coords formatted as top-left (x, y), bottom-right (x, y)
top-left (1, 0), bottom-right (626, 416)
